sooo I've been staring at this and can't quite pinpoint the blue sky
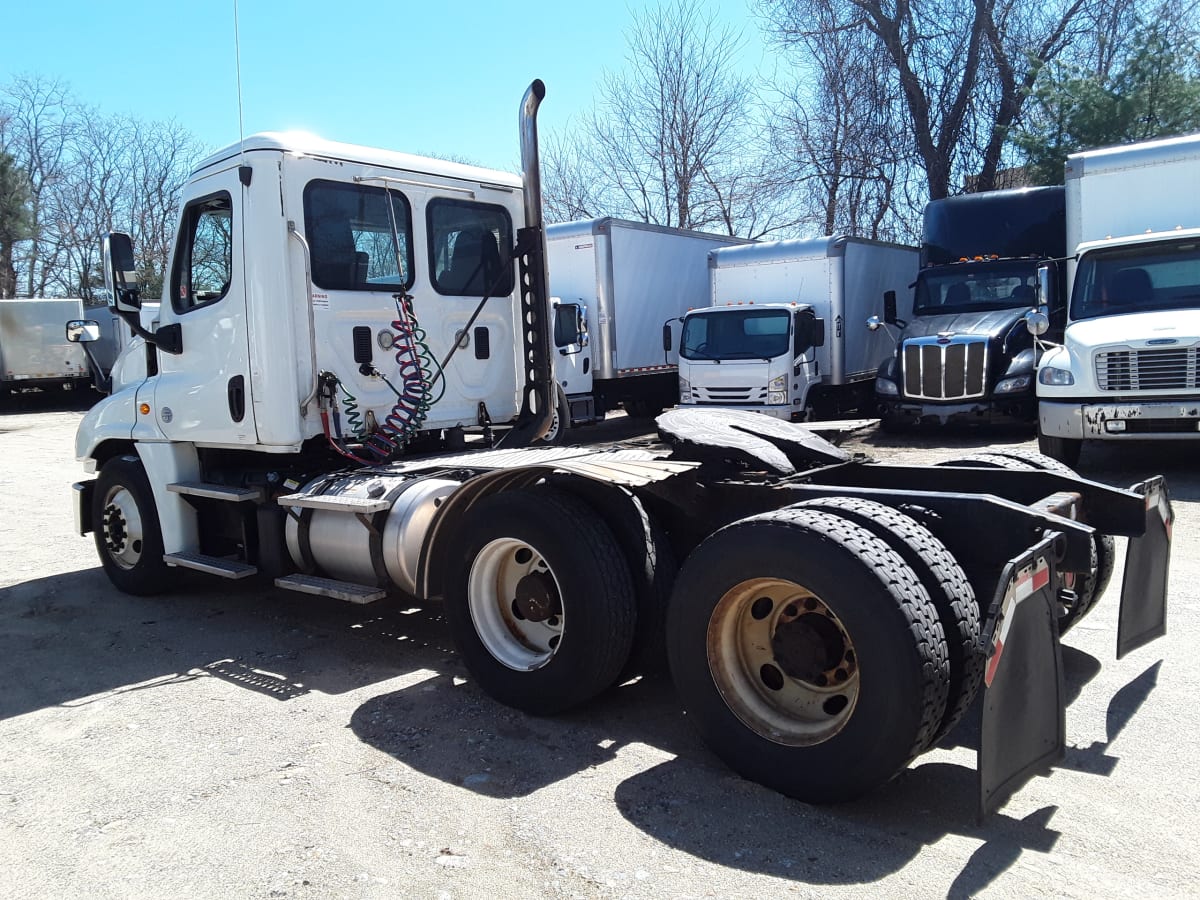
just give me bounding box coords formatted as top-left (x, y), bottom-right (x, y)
top-left (2, 0), bottom-right (773, 173)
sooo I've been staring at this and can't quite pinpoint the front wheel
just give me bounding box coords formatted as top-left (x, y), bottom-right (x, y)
top-left (666, 507), bottom-right (949, 803)
top-left (1037, 431), bottom-right (1083, 468)
top-left (92, 455), bottom-right (171, 595)
top-left (443, 487), bottom-right (637, 715)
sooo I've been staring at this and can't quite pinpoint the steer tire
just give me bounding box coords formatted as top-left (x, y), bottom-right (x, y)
top-left (935, 451), bottom-right (1114, 634)
top-left (1038, 431), bottom-right (1083, 468)
top-left (92, 455), bottom-right (172, 596)
top-left (799, 496), bottom-right (982, 747)
top-left (666, 507), bottom-right (949, 804)
top-left (443, 487), bottom-right (637, 716)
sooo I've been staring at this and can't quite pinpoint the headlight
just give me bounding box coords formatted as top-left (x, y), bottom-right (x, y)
top-left (679, 376), bottom-right (691, 396)
top-left (875, 376), bottom-right (899, 396)
top-left (1038, 367), bottom-right (1075, 386)
top-left (769, 374), bottom-right (787, 392)
top-left (768, 391), bottom-right (787, 405)
top-left (994, 374), bottom-right (1032, 394)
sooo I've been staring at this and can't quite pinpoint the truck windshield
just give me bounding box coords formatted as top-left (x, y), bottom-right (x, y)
top-left (680, 309), bottom-right (790, 360)
top-left (913, 262), bottom-right (1039, 315)
top-left (1072, 239), bottom-right (1200, 320)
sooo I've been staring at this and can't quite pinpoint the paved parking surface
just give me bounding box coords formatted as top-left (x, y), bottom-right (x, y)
top-left (1, 396), bottom-right (1196, 899)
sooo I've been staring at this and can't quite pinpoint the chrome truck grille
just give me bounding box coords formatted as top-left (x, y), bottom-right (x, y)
top-left (902, 337), bottom-right (988, 400)
top-left (1096, 346), bottom-right (1200, 391)
top-left (692, 386), bottom-right (768, 405)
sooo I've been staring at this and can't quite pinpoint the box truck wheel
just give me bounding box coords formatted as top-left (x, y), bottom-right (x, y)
top-left (443, 487), bottom-right (637, 715)
top-left (538, 390), bottom-right (568, 445)
top-left (935, 452), bottom-right (1114, 634)
top-left (666, 507), bottom-right (949, 803)
top-left (797, 496), bottom-right (982, 747)
top-left (1037, 432), bottom-right (1082, 468)
top-left (92, 455), bottom-right (171, 596)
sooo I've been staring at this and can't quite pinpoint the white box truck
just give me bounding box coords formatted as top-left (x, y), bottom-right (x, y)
top-left (0, 298), bottom-right (95, 399)
top-left (676, 236), bottom-right (919, 420)
top-left (1033, 132), bottom-right (1200, 465)
top-left (544, 217), bottom-right (747, 436)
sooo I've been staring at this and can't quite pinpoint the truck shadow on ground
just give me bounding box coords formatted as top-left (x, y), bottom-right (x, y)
top-left (2, 564), bottom-right (1163, 892)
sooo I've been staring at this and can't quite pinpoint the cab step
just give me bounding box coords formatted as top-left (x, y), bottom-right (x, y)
top-left (164, 551), bottom-right (258, 579)
top-left (275, 493), bottom-right (390, 514)
top-left (168, 482), bottom-right (263, 502)
top-left (274, 573), bottom-right (387, 604)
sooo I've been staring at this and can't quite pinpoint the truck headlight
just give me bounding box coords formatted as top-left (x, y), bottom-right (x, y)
top-left (994, 374), bottom-right (1032, 394)
top-left (1038, 367), bottom-right (1075, 386)
top-left (769, 374), bottom-right (787, 392)
top-left (679, 376), bottom-right (691, 396)
top-left (768, 391), bottom-right (787, 405)
top-left (875, 376), bottom-right (899, 396)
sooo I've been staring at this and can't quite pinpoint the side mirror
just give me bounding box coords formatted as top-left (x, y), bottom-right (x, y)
top-left (1036, 265), bottom-right (1051, 308)
top-left (103, 232), bottom-right (141, 313)
top-left (793, 312), bottom-right (825, 355)
top-left (1025, 308), bottom-right (1050, 337)
top-left (65, 319), bottom-right (101, 343)
top-left (883, 290), bottom-right (898, 325)
top-left (553, 301), bottom-right (588, 354)
top-left (662, 322), bottom-right (674, 353)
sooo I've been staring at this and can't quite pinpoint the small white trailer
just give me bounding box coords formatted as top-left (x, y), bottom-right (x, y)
top-left (677, 236), bottom-right (918, 420)
top-left (545, 217), bottom-right (747, 433)
top-left (0, 298), bottom-right (94, 398)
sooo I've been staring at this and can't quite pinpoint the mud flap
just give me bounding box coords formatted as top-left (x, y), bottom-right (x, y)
top-left (978, 536), bottom-right (1065, 819)
top-left (1117, 476), bottom-right (1172, 659)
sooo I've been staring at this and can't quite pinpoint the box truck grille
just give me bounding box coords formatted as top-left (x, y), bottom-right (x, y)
top-left (1096, 347), bottom-right (1200, 391)
top-left (693, 386), bottom-right (767, 405)
top-left (902, 338), bottom-right (988, 401)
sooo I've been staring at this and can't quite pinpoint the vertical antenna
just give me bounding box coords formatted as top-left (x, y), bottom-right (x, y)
top-left (233, 0), bottom-right (247, 165)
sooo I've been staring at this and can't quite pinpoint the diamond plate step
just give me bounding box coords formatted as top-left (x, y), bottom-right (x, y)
top-left (274, 574), bottom-right (386, 604)
top-left (164, 551), bottom-right (258, 579)
top-left (168, 482), bottom-right (262, 502)
top-left (275, 493), bottom-right (390, 514)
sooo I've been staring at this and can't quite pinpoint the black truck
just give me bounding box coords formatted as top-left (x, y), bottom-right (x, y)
top-left (873, 186), bottom-right (1066, 430)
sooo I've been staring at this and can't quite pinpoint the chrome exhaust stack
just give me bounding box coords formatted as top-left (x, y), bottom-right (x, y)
top-left (501, 79), bottom-right (555, 446)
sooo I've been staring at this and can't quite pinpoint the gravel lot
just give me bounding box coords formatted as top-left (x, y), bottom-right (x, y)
top-left (1, 393), bottom-right (1197, 899)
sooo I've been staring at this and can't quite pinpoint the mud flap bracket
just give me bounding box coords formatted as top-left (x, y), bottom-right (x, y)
top-left (978, 535), bottom-right (1065, 819)
top-left (1117, 476), bottom-right (1172, 659)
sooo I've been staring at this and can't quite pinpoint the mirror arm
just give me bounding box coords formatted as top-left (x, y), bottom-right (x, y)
top-left (116, 308), bottom-right (184, 355)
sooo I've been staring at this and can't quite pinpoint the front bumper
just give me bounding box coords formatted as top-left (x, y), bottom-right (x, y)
top-left (678, 403), bottom-right (798, 422)
top-left (1040, 399), bottom-right (1200, 440)
top-left (879, 393), bottom-right (1036, 426)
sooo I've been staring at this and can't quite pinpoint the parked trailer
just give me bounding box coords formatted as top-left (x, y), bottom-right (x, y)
top-left (68, 82), bottom-right (1171, 816)
top-left (0, 298), bottom-right (94, 397)
top-left (545, 217), bottom-right (748, 435)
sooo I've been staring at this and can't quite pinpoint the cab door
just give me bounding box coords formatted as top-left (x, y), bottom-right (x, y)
top-left (150, 166), bottom-right (256, 446)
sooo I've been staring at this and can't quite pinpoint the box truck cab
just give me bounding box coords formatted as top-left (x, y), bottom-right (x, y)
top-left (677, 236), bottom-right (917, 420)
top-left (1034, 132), bottom-right (1200, 465)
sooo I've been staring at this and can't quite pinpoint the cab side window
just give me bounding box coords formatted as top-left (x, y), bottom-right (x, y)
top-left (427, 199), bottom-right (514, 297)
top-left (171, 193), bottom-right (233, 314)
top-left (304, 180), bottom-right (414, 292)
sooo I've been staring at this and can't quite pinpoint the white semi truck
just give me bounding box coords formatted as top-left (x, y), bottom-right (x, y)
top-left (1033, 132), bottom-right (1200, 465)
top-left (676, 237), bottom-right (918, 420)
top-left (544, 218), bottom-right (747, 437)
top-left (0, 298), bottom-right (95, 399)
top-left (67, 81), bottom-right (1172, 815)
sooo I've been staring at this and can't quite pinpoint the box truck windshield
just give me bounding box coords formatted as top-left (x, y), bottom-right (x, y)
top-left (1071, 239), bottom-right (1200, 321)
top-left (681, 308), bottom-right (790, 361)
top-left (913, 262), bottom-right (1039, 315)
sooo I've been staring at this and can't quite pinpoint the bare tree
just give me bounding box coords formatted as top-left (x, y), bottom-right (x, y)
top-left (544, 1), bottom-right (800, 238)
top-left (761, 0), bottom-right (1116, 200)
